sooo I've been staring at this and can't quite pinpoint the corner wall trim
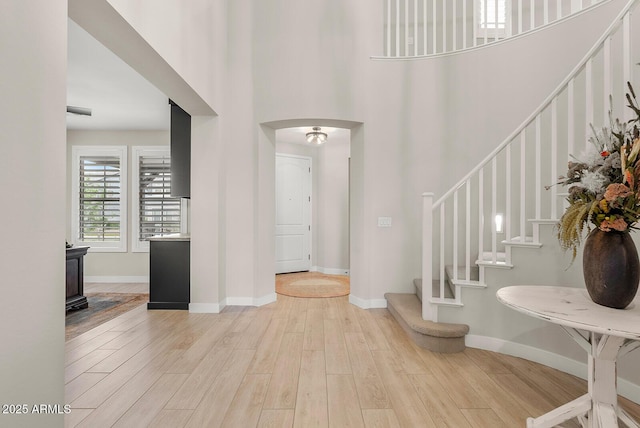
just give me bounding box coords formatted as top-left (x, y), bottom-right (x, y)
top-left (310, 266), bottom-right (350, 276)
top-left (349, 295), bottom-right (387, 309)
top-left (189, 302), bottom-right (224, 313)
top-left (226, 293), bottom-right (277, 307)
top-left (85, 275), bottom-right (149, 283)
top-left (466, 334), bottom-right (640, 404)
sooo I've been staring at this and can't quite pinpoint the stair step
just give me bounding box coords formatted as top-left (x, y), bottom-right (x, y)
top-left (476, 259), bottom-right (514, 269)
top-left (384, 293), bottom-right (469, 353)
top-left (502, 236), bottom-right (542, 248)
top-left (445, 265), bottom-right (480, 283)
top-left (450, 279), bottom-right (486, 288)
top-left (480, 251), bottom-right (506, 262)
top-left (429, 297), bottom-right (464, 307)
top-left (529, 218), bottom-right (560, 225)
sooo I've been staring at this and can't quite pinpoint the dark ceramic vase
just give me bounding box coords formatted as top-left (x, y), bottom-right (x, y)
top-left (582, 228), bottom-right (640, 309)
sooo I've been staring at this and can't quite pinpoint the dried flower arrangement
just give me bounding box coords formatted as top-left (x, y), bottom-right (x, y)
top-left (554, 82), bottom-right (640, 259)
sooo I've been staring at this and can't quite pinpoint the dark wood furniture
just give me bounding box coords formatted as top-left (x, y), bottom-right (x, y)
top-left (66, 246), bottom-right (89, 311)
top-left (148, 237), bottom-right (190, 310)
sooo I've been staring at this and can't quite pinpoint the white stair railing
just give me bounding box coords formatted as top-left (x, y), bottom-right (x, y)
top-left (421, 0), bottom-right (638, 321)
top-left (382, 0), bottom-right (609, 58)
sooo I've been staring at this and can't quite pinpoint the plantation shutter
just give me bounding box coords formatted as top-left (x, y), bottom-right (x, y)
top-left (78, 155), bottom-right (121, 241)
top-left (138, 154), bottom-right (181, 240)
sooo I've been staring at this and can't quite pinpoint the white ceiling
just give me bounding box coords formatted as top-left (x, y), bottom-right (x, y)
top-left (67, 19), bottom-right (351, 147)
top-left (67, 19), bottom-right (170, 131)
top-left (276, 127), bottom-right (350, 146)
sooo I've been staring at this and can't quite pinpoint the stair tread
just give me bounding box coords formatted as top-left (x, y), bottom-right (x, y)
top-left (480, 251), bottom-right (506, 261)
top-left (384, 293), bottom-right (469, 338)
top-left (507, 235), bottom-right (535, 243)
top-left (445, 265), bottom-right (480, 282)
top-left (503, 236), bottom-right (542, 247)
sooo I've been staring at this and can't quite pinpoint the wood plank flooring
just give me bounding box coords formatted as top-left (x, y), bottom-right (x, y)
top-left (65, 294), bottom-right (640, 427)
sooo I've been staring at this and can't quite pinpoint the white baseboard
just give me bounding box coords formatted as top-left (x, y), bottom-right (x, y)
top-left (186, 293), bottom-right (278, 313)
top-left (189, 302), bottom-right (224, 313)
top-left (85, 275), bottom-right (149, 283)
top-left (349, 294), bottom-right (387, 309)
top-left (310, 266), bottom-right (350, 276)
top-left (467, 334), bottom-right (640, 404)
top-left (226, 293), bottom-right (277, 307)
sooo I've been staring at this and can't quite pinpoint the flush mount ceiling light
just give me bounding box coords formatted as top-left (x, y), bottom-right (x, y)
top-left (306, 127), bottom-right (327, 145)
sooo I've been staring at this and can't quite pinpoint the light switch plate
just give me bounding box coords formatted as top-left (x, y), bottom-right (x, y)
top-left (378, 217), bottom-right (392, 227)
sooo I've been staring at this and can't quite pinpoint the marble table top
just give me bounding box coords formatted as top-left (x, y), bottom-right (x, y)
top-left (497, 286), bottom-right (640, 340)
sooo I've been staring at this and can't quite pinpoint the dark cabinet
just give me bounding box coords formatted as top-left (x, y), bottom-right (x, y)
top-left (148, 238), bottom-right (190, 310)
top-left (66, 246), bottom-right (89, 311)
top-left (170, 100), bottom-right (191, 198)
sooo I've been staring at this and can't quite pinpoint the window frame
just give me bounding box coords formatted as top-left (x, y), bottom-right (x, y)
top-left (131, 146), bottom-right (181, 252)
top-left (71, 145), bottom-right (128, 252)
top-left (475, 0), bottom-right (509, 41)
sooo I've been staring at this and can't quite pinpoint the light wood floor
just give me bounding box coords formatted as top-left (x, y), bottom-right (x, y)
top-left (65, 294), bottom-right (640, 428)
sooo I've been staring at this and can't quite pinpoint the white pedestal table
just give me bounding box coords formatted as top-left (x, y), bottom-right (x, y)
top-left (497, 285), bottom-right (640, 428)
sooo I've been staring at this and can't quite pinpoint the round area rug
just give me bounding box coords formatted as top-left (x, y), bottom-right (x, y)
top-left (276, 272), bottom-right (350, 298)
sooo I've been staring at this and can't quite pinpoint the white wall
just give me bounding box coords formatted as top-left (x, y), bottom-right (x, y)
top-left (104, 0), bottom-right (221, 112)
top-left (316, 138), bottom-right (350, 273)
top-left (0, 1), bottom-right (67, 426)
top-left (66, 130), bottom-right (170, 280)
top-left (190, 116), bottom-right (223, 312)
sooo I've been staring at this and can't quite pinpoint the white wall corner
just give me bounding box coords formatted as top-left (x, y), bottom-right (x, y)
top-left (349, 294), bottom-right (388, 309)
top-left (226, 293), bottom-right (277, 307)
top-left (466, 334), bottom-right (640, 404)
top-left (255, 292), bottom-right (277, 307)
top-left (189, 301), bottom-right (225, 314)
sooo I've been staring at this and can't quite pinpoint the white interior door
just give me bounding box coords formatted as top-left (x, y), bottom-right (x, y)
top-left (275, 154), bottom-right (311, 273)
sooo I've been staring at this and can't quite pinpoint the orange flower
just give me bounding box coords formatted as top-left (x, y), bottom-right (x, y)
top-left (599, 217), bottom-right (628, 232)
top-left (604, 183), bottom-right (632, 203)
top-left (624, 169), bottom-right (635, 190)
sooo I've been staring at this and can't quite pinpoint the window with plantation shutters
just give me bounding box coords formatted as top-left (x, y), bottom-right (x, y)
top-left (79, 155), bottom-right (120, 241)
top-left (132, 147), bottom-right (181, 252)
top-left (71, 146), bottom-right (128, 252)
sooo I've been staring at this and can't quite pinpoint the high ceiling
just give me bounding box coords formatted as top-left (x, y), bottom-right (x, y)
top-left (66, 19), bottom-right (170, 131)
top-left (66, 19), bottom-right (350, 148)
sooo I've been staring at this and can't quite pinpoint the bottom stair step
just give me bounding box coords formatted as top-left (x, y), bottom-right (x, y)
top-left (384, 293), bottom-right (469, 353)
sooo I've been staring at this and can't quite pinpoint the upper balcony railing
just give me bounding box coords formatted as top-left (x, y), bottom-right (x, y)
top-left (381, 0), bottom-right (609, 58)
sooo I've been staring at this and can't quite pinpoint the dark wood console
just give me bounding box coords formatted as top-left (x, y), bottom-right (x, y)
top-left (148, 237), bottom-right (190, 310)
top-left (66, 246), bottom-right (89, 311)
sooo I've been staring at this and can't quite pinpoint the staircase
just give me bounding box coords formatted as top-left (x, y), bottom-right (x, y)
top-left (385, 0), bottom-right (639, 352)
top-left (385, 271), bottom-right (470, 353)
